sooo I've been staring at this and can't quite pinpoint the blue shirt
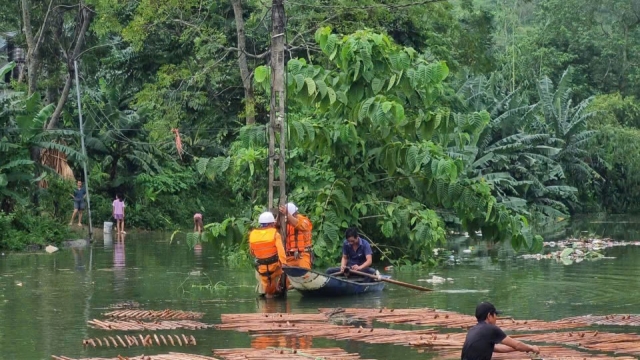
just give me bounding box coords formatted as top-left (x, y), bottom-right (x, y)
top-left (73, 187), bottom-right (86, 201)
top-left (342, 237), bottom-right (373, 267)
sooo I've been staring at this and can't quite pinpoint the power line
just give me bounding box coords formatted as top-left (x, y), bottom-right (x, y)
top-left (284, 0), bottom-right (448, 10)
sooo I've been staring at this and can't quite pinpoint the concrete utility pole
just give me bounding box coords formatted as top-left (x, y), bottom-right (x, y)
top-left (268, 0), bottom-right (287, 241)
top-left (74, 60), bottom-right (93, 240)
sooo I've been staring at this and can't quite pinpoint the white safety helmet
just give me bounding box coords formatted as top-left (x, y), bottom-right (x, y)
top-left (287, 202), bottom-right (298, 215)
top-left (258, 211), bottom-right (276, 224)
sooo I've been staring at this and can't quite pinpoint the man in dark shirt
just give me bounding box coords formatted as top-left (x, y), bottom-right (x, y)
top-left (461, 302), bottom-right (540, 360)
top-left (326, 227), bottom-right (376, 275)
top-left (69, 180), bottom-right (86, 226)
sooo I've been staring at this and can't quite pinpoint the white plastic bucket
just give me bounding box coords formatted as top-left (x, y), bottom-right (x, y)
top-left (103, 221), bottom-right (113, 234)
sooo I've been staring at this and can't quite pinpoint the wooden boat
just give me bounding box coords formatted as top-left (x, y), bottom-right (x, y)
top-left (282, 265), bottom-right (389, 297)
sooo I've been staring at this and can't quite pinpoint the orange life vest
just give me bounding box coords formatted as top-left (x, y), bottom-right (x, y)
top-left (249, 227), bottom-right (279, 263)
top-left (286, 214), bottom-right (312, 252)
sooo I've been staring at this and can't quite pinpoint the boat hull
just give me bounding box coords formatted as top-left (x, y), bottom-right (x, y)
top-left (282, 266), bottom-right (388, 297)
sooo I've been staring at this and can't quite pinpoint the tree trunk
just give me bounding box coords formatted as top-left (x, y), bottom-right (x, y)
top-left (231, 0), bottom-right (256, 125)
top-left (46, 5), bottom-right (93, 130)
top-left (21, 0), bottom-right (54, 95)
top-left (47, 74), bottom-right (72, 129)
top-left (21, 0), bottom-right (37, 95)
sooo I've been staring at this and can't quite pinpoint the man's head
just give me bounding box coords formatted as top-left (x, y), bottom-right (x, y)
top-left (345, 227), bottom-right (359, 245)
top-left (258, 211), bottom-right (276, 227)
top-left (475, 302), bottom-right (501, 324)
top-left (286, 202), bottom-right (298, 215)
top-left (77, 180), bottom-right (83, 188)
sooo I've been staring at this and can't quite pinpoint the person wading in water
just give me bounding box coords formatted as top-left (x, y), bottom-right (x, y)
top-left (461, 302), bottom-right (540, 360)
top-left (249, 211), bottom-right (287, 298)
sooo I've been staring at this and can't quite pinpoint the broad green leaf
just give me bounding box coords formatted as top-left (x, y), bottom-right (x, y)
top-left (327, 88), bottom-right (337, 104)
top-left (387, 74), bottom-right (396, 91)
top-left (371, 78), bottom-right (383, 94)
top-left (295, 74), bottom-right (305, 92)
top-left (381, 221), bottom-right (393, 237)
top-left (336, 90), bottom-right (348, 104)
top-left (254, 66), bottom-right (268, 83)
top-left (305, 78), bottom-right (316, 96)
top-left (316, 79), bottom-right (328, 98)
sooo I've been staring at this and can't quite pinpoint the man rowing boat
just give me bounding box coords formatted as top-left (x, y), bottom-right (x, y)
top-left (326, 227), bottom-right (377, 276)
top-left (461, 302), bottom-right (540, 360)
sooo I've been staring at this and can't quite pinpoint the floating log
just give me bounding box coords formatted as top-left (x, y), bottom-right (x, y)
top-left (318, 307), bottom-right (587, 331)
top-left (52, 353), bottom-right (218, 360)
top-left (82, 334), bottom-right (197, 348)
top-left (88, 319), bottom-right (212, 331)
top-left (214, 347), bottom-right (371, 359)
top-left (560, 314), bottom-right (640, 326)
top-left (103, 309), bottom-right (204, 320)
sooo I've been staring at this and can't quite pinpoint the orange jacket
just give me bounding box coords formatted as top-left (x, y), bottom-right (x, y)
top-left (285, 214), bottom-right (313, 251)
top-left (249, 227), bottom-right (286, 263)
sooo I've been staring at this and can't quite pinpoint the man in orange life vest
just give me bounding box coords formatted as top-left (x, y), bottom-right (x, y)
top-left (278, 202), bottom-right (313, 269)
top-left (249, 211), bottom-right (287, 298)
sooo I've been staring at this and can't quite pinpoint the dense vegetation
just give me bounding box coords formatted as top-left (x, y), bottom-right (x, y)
top-left (1, 0), bottom-right (639, 265)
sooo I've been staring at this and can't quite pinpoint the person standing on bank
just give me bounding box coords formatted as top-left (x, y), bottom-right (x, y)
top-left (112, 194), bottom-right (126, 234)
top-left (461, 302), bottom-right (540, 360)
top-left (326, 227), bottom-right (376, 275)
top-left (278, 202), bottom-right (313, 269)
top-left (69, 180), bottom-right (86, 226)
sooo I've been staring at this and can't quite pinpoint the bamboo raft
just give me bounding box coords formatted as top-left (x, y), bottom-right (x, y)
top-left (221, 312), bottom-right (330, 324)
top-left (52, 353), bottom-right (217, 360)
top-left (82, 334), bottom-right (197, 348)
top-left (513, 331), bottom-right (640, 355)
top-left (560, 314), bottom-right (640, 326)
top-left (88, 319), bottom-right (213, 331)
top-left (52, 347), bottom-right (372, 360)
top-left (319, 308), bottom-right (587, 331)
top-left (103, 309), bottom-right (204, 320)
top-left (437, 346), bottom-right (636, 360)
top-left (213, 347), bottom-right (371, 359)
top-left (218, 312), bottom-right (640, 358)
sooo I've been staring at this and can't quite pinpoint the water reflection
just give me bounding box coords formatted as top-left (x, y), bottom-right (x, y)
top-left (113, 233), bottom-right (126, 294)
top-left (103, 232), bottom-right (113, 250)
top-left (70, 246), bottom-right (85, 272)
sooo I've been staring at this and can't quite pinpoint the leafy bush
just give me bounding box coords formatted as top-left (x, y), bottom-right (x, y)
top-left (0, 206), bottom-right (75, 250)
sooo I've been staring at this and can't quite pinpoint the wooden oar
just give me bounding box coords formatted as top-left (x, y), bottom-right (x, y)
top-left (344, 268), bottom-right (433, 292)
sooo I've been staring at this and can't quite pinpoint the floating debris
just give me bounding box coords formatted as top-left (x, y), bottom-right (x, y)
top-left (88, 319), bottom-right (213, 331)
top-left (45, 245), bottom-right (59, 253)
top-left (52, 352), bottom-right (218, 360)
top-left (109, 301), bottom-right (141, 309)
top-left (82, 334), bottom-right (197, 348)
top-left (521, 247), bottom-right (609, 265)
top-left (214, 347), bottom-right (371, 359)
top-left (560, 314), bottom-right (640, 326)
top-left (543, 237), bottom-right (640, 251)
top-left (416, 276), bottom-right (454, 284)
top-left (104, 309), bottom-right (204, 320)
top-left (318, 308), bottom-right (587, 331)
